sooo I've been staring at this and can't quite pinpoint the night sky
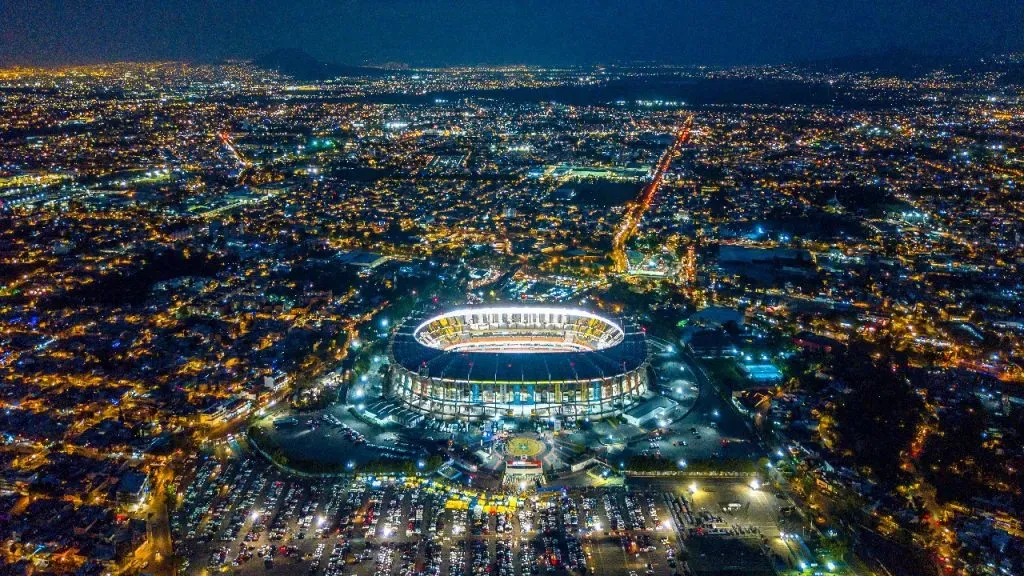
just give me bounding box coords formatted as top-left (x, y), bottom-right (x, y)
top-left (1, 0), bottom-right (1021, 67)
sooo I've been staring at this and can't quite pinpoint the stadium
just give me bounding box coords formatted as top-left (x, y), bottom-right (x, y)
top-left (388, 306), bottom-right (649, 420)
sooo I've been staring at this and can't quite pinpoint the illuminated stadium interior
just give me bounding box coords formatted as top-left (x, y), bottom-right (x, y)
top-left (413, 307), bottom-right (625, 354)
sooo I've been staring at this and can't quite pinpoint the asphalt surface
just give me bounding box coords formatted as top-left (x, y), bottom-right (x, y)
top-left (174, 455), bottom-right (691, 576)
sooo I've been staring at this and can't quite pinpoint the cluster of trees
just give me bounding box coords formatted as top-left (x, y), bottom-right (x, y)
top-left (290, 385), bottom-right (339, 412)
top-left (831, 342), bottom-right (923, 483)
top-left (919, 396), bottom-right (1000, 505)
top-left (46, 247), bottom-right (227, 308)
top-left (625, 455), bottom-right (758, 474)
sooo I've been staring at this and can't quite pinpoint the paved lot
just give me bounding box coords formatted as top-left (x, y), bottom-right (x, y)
top-left (175, 455), bottom-right (690, 576)
top-left (634, 477), bottom-right (811, 575)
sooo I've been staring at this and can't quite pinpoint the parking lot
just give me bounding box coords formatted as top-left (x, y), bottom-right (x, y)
top-left (174, 454), bottom-right (689, 576)
top-left (636, 477), bottom-right (809, 575)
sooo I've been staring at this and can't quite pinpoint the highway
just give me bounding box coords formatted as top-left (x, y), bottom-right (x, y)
top-left (611, 116), bottom-right (693, 273)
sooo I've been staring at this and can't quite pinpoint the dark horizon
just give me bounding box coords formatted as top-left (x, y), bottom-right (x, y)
top-left (1, 0), bottom-right (1022, 68)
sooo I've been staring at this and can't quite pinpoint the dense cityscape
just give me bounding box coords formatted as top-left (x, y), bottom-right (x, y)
top-left (1, 38), bottom-right (1023, 576)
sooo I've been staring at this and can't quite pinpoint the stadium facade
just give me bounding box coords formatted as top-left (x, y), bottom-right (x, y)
top-left (388, 306), bottom-right (649, 420)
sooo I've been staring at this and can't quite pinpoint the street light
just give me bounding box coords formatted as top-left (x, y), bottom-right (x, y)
top-left (688, 482), bottom-right (698, 494)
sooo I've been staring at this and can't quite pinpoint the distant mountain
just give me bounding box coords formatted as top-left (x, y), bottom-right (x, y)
top-left (799, 48), bottom-right (971, 77)
top-left (253, 49), bottom-right (397, 80)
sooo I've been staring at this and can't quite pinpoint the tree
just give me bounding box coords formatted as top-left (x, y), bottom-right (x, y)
top-left (831, 341), bottom-right (923, 483)
top-left (919, 396), bottom-right (992, 504)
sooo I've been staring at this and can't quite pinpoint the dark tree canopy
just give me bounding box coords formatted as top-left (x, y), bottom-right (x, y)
top-left (832, 342), bottom-right (924, 482)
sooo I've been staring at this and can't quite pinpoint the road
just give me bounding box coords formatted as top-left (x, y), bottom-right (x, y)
top-left (611, 116), bottom-right (693, 273)
top-left (127, 465), bottom-right (174, 576)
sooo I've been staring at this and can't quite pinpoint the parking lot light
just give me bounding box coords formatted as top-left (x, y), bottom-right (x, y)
top-left (688, 482), bottom-right (698, 494)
